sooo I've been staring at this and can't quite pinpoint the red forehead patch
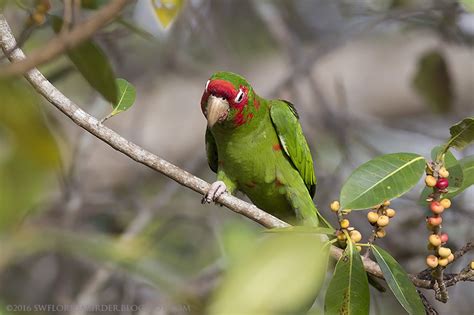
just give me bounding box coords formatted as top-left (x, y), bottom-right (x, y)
top-left (200, 79), bottom-right (251, 127)
top-left (208, 79), bottom-right (238, 99)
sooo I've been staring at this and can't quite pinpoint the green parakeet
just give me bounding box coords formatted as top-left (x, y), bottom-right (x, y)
top-left (201, 71), bottom-right (326, 226)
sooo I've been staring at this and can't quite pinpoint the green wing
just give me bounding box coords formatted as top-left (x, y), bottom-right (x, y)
top-left (205, 127), bottom-right (218, 173)
top-left (270, 100), bottom-right (316, 197)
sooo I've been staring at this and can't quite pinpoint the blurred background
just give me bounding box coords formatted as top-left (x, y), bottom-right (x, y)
top-left (0, 0), bottom-right (473, 314)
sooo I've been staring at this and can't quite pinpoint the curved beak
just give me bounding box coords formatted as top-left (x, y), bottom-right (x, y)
top-left (206, 95), bottom-right (229, 128)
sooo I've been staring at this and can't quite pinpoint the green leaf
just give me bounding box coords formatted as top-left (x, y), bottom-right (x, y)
top-left (444, 116), bottom-right (474, 152)
top-left (0, 81), bottom-right (61, 231)
top-left (265, 226), bottom-right (335, 235)
top-left (110, 78), bottom-right (136, 115)
top-left (444, 155), bottom-right (474, 199)
top-left (371, 245), bottom-right (425, 315)
top-left (412, 50), bottom-right (452, 113)
top-left (340, 153), bottom-right (426, 210)
top-left (208, 233), bottom-right (329, 315)
top-left (221, 221), bottom-right (260, 264)
top-left (324, 240), bottom-right (369, 315)
top-left (461, 0), bottom-right (474, 13)
top-left (51, 16), bottom-right (118, 104)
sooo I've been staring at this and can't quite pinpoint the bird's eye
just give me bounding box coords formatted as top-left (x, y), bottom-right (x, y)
top-left (205, 80), bottom-right (210, 92)
top-left (234, 89), bottom-right (244, 103)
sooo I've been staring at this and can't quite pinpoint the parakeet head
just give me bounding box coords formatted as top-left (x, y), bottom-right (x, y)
top-left (201, 72), bottom-right (258, 128)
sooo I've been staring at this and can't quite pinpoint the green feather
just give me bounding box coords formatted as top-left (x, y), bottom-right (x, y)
top-left (205, 127), bottom-right (218, 173)
top-left (270, 100), bottom-right (317, 197)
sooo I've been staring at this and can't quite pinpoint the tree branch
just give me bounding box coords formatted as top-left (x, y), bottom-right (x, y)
top-left (0, 0), bottom-right (132, 78)
top-left (0, 12), bottom-right (288, 232)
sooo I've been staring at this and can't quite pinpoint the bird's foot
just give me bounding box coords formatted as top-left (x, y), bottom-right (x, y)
top-left (202, 181), bottom-right (227, 204)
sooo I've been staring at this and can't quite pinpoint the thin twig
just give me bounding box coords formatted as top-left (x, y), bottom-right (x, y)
top-left (61, 0), bottom-right (73, 34)
top-left (418, 289), bottom-right (439, 315)
top-left (71, 157), bottom-right (203, 315)
top-left (0, 0), bottom-right (133, 78)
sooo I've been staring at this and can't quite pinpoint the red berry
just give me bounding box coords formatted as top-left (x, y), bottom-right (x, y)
top-left (430, 201), bottom-right (445, 214)
top-left (427, 216), bottom-right (442, 226)
top-left (436, 178), bottom-right (449, 189)
top-left (440, 233), bottom-right (449, 243)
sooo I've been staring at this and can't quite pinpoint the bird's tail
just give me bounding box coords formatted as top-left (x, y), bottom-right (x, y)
top-left (287, 186), bottom-right (333, 228)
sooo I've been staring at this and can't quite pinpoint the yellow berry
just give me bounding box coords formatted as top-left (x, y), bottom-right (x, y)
top-left (376, 229), bottom-right (386, 238)
top-left (425, 175), bottom-right (437, 187)
top-left (356, 246), bottom-right (362, 252)
top-left (367, 211), bottom-right (379, 224)
top-left (447, 253), bottom-right (454, 263)
top-left (470, 261), bottom-right (474, 270)
top-left (426, 255), bottom-right (439, 268)
top-left (31, 12), bottom-right (46, 25)
top-left (336, 230), bottom-right (345, 241)
top-left (440, 198), bottom-right (451, 209)
top-left (439, 167), bottom-right (449, 178)
top-left (383, 200), bottom-right (391, 207)
top-left (438, 247), bottom-right (451, 258)
top-left (330, 201), bottom-right (340, 212)
top-left (438, 258), bottom-right (449, 267)
top-left (385, 208), bottom-right (396, 218)
top-left (377, 215), bottom-right (390, 227)
top-left (350, 230), bottom-right (362, 243)
top-left (428, 234), bottom-right (441, 247)
top-left (340, 219), bottom-right (350, 229)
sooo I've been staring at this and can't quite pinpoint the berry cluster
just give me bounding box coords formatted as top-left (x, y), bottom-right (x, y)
top-left (330, 201), bottom-right (363, 252)
top-left (27, 0), bottom-right (51, 26)
top-left (424, 164), bottom-right (453, 268)
top-left (367, 201), bottom-right (395, 239)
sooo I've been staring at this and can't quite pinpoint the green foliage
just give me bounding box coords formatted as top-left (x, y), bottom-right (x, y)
top-left (51, 16), bottom-right (118, 104)
top-left (221, 221), bottom-right (260, 263)
top-left (444, 155), bottom-right (474, 199)
top-left (324, 240), bottom-right (369, 315)
top-left (110, 78), bottom-right (137, 116)
top-left (340, 153), bottom-right (426, 210)
top-left (0, 81), bottom-right (61, 231)
top-left (412, 50), bottom-right (452, 113)
top-left (371, 245), bottom-right (425, 315)
top-left (460, 0), bottom-right (474, 13)
top-left (0, 227), bottom-right (176, 290)
top-left (208, 233), bottom-right (329, 315)
top-left (443, 116), bottom-right (474, 152)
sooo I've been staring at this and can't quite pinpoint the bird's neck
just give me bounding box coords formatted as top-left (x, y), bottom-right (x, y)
top-left (211, 95), bottom-right (269, 140)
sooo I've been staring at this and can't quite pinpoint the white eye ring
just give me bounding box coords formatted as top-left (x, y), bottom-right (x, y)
top-left (234, 89), bottom-right (244, 103)
top-left (205, 80), bottom-right (210, 92)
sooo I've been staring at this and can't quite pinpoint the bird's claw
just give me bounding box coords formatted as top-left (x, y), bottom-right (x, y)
top-left (202, 181), bottom-right (227, 204)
